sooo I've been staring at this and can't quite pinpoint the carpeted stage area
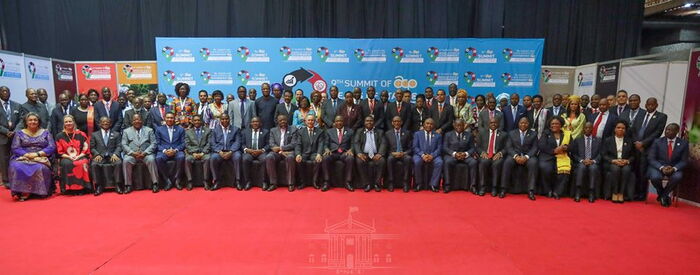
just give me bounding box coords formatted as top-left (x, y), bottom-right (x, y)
top-left (1, 188), bottom-right (699, 274)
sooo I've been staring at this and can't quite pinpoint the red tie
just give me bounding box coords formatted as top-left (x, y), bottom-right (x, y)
top-left (337, 129), bottom-right (343, 153)
top-left (397, 102), bottom-right (402, 113)
top-left (439, 104), bottom-right (443, 113)
top-left (592, 113), bottom-right (604, 137)
top-left (160, 106), bottom-right (165, 119)
top-left (667, 140), bottom-right (673, 161)
top-left (488, 130), bottom-right (496, 158)
top-left (369, 99), bottom-right (375, 110)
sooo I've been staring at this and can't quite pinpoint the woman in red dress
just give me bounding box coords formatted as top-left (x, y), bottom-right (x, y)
top-left (55, 115), bottom-right (91, 194)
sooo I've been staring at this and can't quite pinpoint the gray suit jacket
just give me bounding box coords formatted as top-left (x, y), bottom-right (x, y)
top-left (321, 98), bottom-right (344, 127)
top-left (268, 126), bottom-right (297, 152)
top-left (0, 100), bottom-right (22, 145)
top-left (90, 129), bottom-right (122, 158)
top-left (185, 127), bottom-right (211, 155)
top-left (227, 98), bottom-right (257, 129)
top-left (121, 126), bottom-right (157, 156)
top-left (477, 109), bottom-right (504, 132)
top-left (122, 108), bottom-right (151, 130)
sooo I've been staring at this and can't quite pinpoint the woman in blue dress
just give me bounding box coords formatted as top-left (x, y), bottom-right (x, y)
top-left (292, 96), bottom-right (316, 128)
top-left (9, 112), bottom-right (55, 201)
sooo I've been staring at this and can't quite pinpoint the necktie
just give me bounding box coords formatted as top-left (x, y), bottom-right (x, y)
top-left (64, 107), bottom-right (69, 115)
top-left (240, 100), bottom-right (246, 119)
top-left (427, 132), bottom-right (431, 146)
top-left (489, 110), bottom-right (494, 120)
top-left (286, 103), bottom-right (290, 113)
top-left (488, 130), bottom-right (496, 158)
top-left (103, 130), bottom-right (109, 145)
top-left (366, 131), bottom-right (376, 158)
top-left (280, 130), bottom-right (286, 147)
top-left (168, 127), bottom-right (173, 143)
top-left (667, 139), bottom-right (673, 161)
top-left (336, 129), bottom-right (343, 153)
top-left (520, 131), bottom-right (525, 146)
top-left (196, 129), bottom-right (201, 140)
top-left (105, 101), bottom-right (111, 112)
top-left (333, 100), bottom-right (337, 110)
top-left (223, 128), bottom-right (228, 149)
top-left (369, 99), bottom-right (375, 111)
top-left (554, 106), bottom-right (559, 116)
top-left (618, 106), bottom-right (623, 115)
top-left (427, 100), bottom-right (432, 109)
top-left (439, 103), bottom-right (444, 114)
top-left (592, 113), bottom-right (604, 137)
top-left (512, 106), bottom-right (517, 121)
top-left (3, 102), bottom-right (9, 114)
top-left (396, 131), bottom-right (402, 152)
top-left (160, 106), bottom-right (165, 119)
top-left (585, 137), bottom-right (592, 159)
top-left (253, 130), bottom-right (258, 150)
top-left (397, 102), bottom-right (402, 113)
top-left (639, 113), bottom-right (651, 138)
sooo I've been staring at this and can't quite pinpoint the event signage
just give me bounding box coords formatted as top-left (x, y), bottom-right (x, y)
top-left (156, 38), bottom-right (544, 99)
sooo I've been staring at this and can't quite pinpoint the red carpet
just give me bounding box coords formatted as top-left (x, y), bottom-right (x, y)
top-left (1, 188), bottom-right (700, 274)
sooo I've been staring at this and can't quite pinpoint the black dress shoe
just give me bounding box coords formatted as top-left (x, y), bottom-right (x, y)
top-left (321, 184), bottom-right (329, 192)
top-left (443, 186), bottom-right (451, 193)
top-left (164, 180), bottom-right (173, 191)
top-left (288, 185), bottom-right (295, 192)
top-left (262, 183), bottom-right (269, 191)
top-left (470, 186), bottom-right (477, 194)
top-left (363, 185), bottom-right (372, 192)
top-left (498, 191), bottom-right (505, 198)
top-left (124, 185), bottom-right (132, 194)
top-left (210, 182), bottom-right (219, 191)
top-left (60, 186), bottom-right (67, 195)
top-left (374, 184), bottom-right (382, 192)
top-left (312, 183), bottom-right (320, 189)
top-left (297, 184), bottom-right (305, 190)
top-left (528, 191), bottom-right (536, 201)
top-left (175, 181), bottom-right (183, 190)
top-left (430, 186), bottom-right (439, 192)
top-left (491, 190), bottom-right (498, 197)
top-left (345, 183), bottom-right (355, 192)
top-left (267, 185), bottom-right (277, 191)
top-left (403, 185), bottom-right (409, 193)
top-left (244, 182), bottom-right (252, 190)
top-left (574, 195), bottom-right (581, 202)
top-left (546, 191), bottom-right (553, 198)
top-left (186, 182), bottom-right (193, 191)
top-left (94, 186), bottom-right (103, 196)
top-left (414, 185), bottom-right (422, 192)
top-left (387, 185), bottom-right (394, 192)
top-left (114, 185), bottom-right (123, 194)
top-left (236, 183), bottom-right (243, 190)
top-left (552, 192), bottom-right (560, 200)
top-left (152, 183), bottom-right (160, 193)
top-left (478, 189), bottom-right (485, 196)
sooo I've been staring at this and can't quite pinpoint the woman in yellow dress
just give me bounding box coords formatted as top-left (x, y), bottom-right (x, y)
top-left (453, 89), bottom-right (475, 128)
top-left (562, 95), bottom-right (586, 139)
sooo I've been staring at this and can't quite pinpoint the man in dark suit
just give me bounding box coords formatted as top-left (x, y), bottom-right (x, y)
top-left (620, 94), bottom-right (645, 126)
top-left (209, 113), bottom-right (242, 190)
top-left (423, 87), bottom-right (437, 110)
top-left (385, 90), bottom-right (411, 131)
top-left (587, 98), bottom-right (617, 140)
top-left (353, 116), bottom-right (386, 192)
top-left (155, 112), bottom-right (186, 190)
top-left (477, 118), bottom-right (507, 196)
top-left (94, 87), bottom-right (123, 132)
top-left (412, 118), bottom-right (443, 192)
top-left (583, 94), bottom-right (601, 118)
top-left (255, 83), bottom-right (278, 130)
top-left (502, 93), bottom-right (527, 132)
top-left (274, 90), bottom-right (298, 127)
top-left (359, 86), bottom-right (384, 131)
top-left (122, 97), bottom-right (151, 130)
top-left (385, 116), bottom-right (412, 192)
top-left (477, 97), bottom-right (504, 132)
top-left (322, 115), bottom-right (354, 191)
top-left (49, 93), bottom-right (73, 138)
top-left (648, 123), bottom-right (688, 207)
top-left (442, 118), bottom-right (477, 193)
top-left (265, 115), bottom-right (298, 191)
top-left (241, 117), bottom-right (269, 190)
top-left (430, 89), bottom-right (454, 135)
top-left (195, 90), bottom-right (209, 118)
top-left (570, 122), bottom-right (602, 202)
top-left (149, 93), bottom-right (171, 130)
top-left (90, 117), bottom-right (123, 195)
top-left (612, 90), bottom-right (630, 117)
top-left (547, 93), bottom-right (564, 117)
top-left (295, 114), bottom-right (326, 189)
top-left (184, 114), bottom-right (211, 190)
top-left (17, 88), bottom-right (50, 129)
top-left (0, 86), bottom-right (22, 187)
top-left (502, 117), bottom-right (538, 199)
top-left (632, 97), bottom-right (667, 200)
top-left (321, 86), bottom-right (344, 129)
top-left (526, 95), bottom-right (552, 139)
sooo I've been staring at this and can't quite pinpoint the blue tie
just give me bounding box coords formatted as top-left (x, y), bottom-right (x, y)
top-left (240, 100), bottom-right (245, 121)
top-left (395, 131), bottom-right (402, 152)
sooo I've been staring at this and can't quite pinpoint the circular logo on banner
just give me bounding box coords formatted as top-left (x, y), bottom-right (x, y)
top-left (313, 79), bottom-right (327, 91)
top-left (284, 74), bottom-right (297, 87)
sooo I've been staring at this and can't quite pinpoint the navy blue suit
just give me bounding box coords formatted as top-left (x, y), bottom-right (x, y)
top-left (155, 125), bottom-right (186, 185)
top-left (209, 125), bottom-right (242, 184)
top-left (412, 130), bottom-right (443, 188)
top-left (149, 104), bottom-right (172, 130)
top-left (502, 104), bottom-right (527, 132)
top-left (648, 137), bottom-right (689, 199)
top-left (94, 100), bottom-right (123, 132)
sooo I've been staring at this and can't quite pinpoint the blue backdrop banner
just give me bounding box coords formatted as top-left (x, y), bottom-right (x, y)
top-left (156, 37), bottom-right (543, 99)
